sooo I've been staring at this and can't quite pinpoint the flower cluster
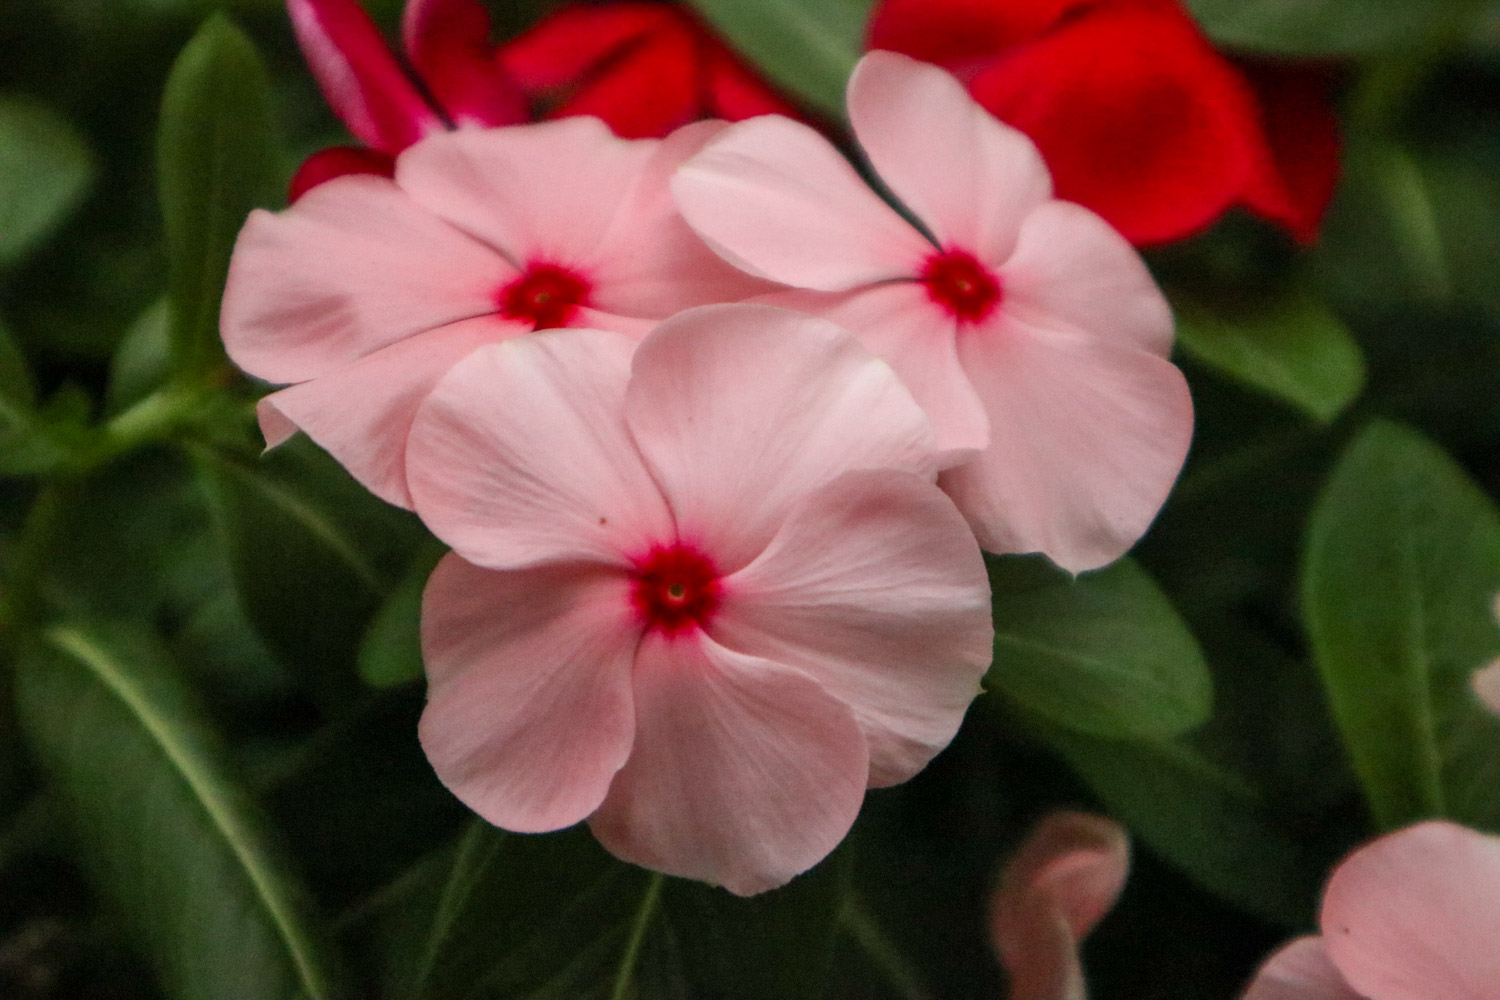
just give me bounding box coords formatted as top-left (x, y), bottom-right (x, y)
top-left (224, 2), bottom-right (1197, 893)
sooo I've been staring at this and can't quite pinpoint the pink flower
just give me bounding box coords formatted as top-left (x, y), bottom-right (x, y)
top-left (221, 118), bottom-right (763, 508)
top-left (673, 51), bottom-right (1193, 572)
top-left (990, 811), bottom-right (1130, 1000)
top-left (286, 0), bottom-right (528, 200)
top-left (405, 304), bottom-right (994, 894)
top-left (1242, 821), bottom-right (1500, 999)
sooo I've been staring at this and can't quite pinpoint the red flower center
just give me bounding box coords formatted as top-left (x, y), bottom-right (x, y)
top-left (497, 262), bottom-right (592, 330)
top-left (630, 543), bottom-right (722, 637)
top-left (920, 249), bottom-right (1002, 324)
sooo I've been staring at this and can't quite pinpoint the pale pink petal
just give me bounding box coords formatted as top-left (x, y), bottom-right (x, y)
top-left (1241, 938), bottom-right (1365, 1000)
top-left (756, 285), bottom-right (988, 462)
top-left (1474, 660), bottom-right (1500, 716)
top-left (256, 316), bottom-right (522, 508)
top-left (287, 0), bottom-right (442, 152)
top-left (419, 554), bottom-right (637, 833)
top-left (847, 51), bottom-right (1051, 264)
top-left (672, 115), bottom-right (935, 291)
top-left (588, 120), bottom-right (777, 318)
top-left (712, 469), bottom-right (991, 786)
top-left (221, 175), bottom-right (507, 384)
top-left (394, 120), bottom-right (657, 268)
top-left (990, 812), bottom-right (1131, 1000)
top-left (566, 307), bottom-right (656, 341)
top-left (624, 304), bottom-right (939, 572)
top-left (941, 320), bottom-right (1193, 572)
top-left (1003, 200), bottom-right (1176, 358)
top-left (406, 329), bottom-right (674, 570)
top-left (588, 630), bottom-right (868, 896)
top-left (401, 0), bottom-right (527, 128)
top-left (1321, 821), bottom-right (1500, 1000)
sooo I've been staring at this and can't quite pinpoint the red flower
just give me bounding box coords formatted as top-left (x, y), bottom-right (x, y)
top-left (497, 1), bottom-right (799, 140)
top-left (866, 0), bottom-right (1340, 246)
top-left (286, 0), bottom-right (528, 200)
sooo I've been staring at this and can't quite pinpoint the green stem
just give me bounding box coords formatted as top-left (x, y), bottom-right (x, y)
top-left (610, 873), bottom-right (664, 1000)
top-left (1, 480), bottom-right (78, 636)
top-left (839, 896), bottom-right (935, 1000)
top-left (90, 383), bottom-right (211, 465)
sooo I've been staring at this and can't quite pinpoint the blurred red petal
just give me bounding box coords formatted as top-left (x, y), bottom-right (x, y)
top-left (966, 2), bottom-right (1270, 245)
top-left (867, 0), bottom-right (1090, 72)
top-left (286, 0), bottom-right (441, 152)
top-left (1237, 57), bottom-right (1343, 244)
top-left (287, 145), bottom-right (396, 203)
top-left (402, 0), bottom-right (527, 128)
top-left (497, 2), bottom-right (677, 93)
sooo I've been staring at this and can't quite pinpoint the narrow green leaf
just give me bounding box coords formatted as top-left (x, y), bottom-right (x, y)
top-left (986, 555), bottom-right (1213, 739)
top-left (14, 622), bottom-right (343, 1000)
top-left (359, 543), bottom-right (446, 688)
top-left (1039, 725), bottom-right (1322, 926)
top-left (0, 319), bottom-right (37, 409)
top-left (157, 15), bottom-right (280, 380)
top-left (357, 822), bottom-right (841, 1000)
top-left (1186, 0), bottom-right (1478, 55)
top-left (107, 297), bottom-right (173, 416)
top-left (1174, 288), bottom-right (1365, 422)
top-left (194, 438), bottom-right (425, 697)
top-left (1302, 419), bottom-right (1500, 830)
top-left (682, 0), bottom-right (873, 118)
top-left (0, 95), bottom-right (94, 266)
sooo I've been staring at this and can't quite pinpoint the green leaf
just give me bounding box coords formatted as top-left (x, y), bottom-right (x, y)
top-left (1302, 419), bottom-right (1500, 830)
top-left (682, 0), bottom-right (873, 119)
top-left (14, 622), bottom-right (343, 1000)
top-left (157, 15), bottom-right (280, 380)
top-left (356, 823), bottom-right (841, 1000)
top-left (359, 543), bottom-right (445, 689)
top-left (1173, 288), bottom-right (1365, 423)
top-left (1185, 0), bottom-right (1480, 55)
top-left (1039, 725), bottom-right (1322, 926)
top-left (0, 319), bottom-right (37, 409)
top-left (986, 555), bottom-right (1213, 739)
top-left (194, 438), bottom-right (425, 699)
top-left (0, 95), bottom-right (94, 266)
top-left (107, 297), bottom-right (173, 416)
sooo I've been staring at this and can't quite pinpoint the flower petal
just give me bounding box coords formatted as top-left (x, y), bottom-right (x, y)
top-left (1236, 58), bottom-right (1342, 245)
top-left (394, 119), bottom-right (657, 268)
top-left (1003, 200), bottom-right (1175, 357)
top-left (588, 630), bottom-right (868, 896)
top-left (288, 145), bottom-right (396, 203)
top-left (587, 121), bottom-right (776, 318)
top-left (865, 0), bottom-right (1089, 69)
top-left (537, 23), bottom-right (699, 138)
top-left (406, 328), bottom-right (672, 571)
top-left (941, 318), bottom-right (1193, 572)
top-left (624, 304), bottom-right (938, 572)
top-left (287, 0), bottom-right (442, 152)
top-left (672, 115), bottom-right (935, 291)
top-left (990, 811), bottom-right (1130, 1000)
top-left (497, 1), bottom-right (677, 94)
top-left (1473, 659), bottom-right (1500, 716)
top-left (1321, 821), bottom-right (1500, 1000)
top-left (1241, 938), bottom-right (1364, 1000)
top-left (966, 2), bottom-right (1268, 246)
top-left (221, 174), bottom-right (506, 384)
top-left (713, 469), bottom-right (991, 786)
top-left (848, 51), bottom-right (1052, 263)
top-left (401, 0), bottom-right (528, 128)
top-left (419, 554), bottom-right (637, 833)
top-left (257, 315), bottom-right (522, 508)
top-left (756, 284), bottom-right (988, 461)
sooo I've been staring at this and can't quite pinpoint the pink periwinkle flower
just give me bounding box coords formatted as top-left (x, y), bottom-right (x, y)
top-left (1242, 821), bottom-right (1500, 999)
top-left (989, 811), bottom-right (1130, 1000)
top-left (405, 304), bottom-right (994, 894)
top-left (286, 0), bottom-right (527, 198)
top-left (673, 50), bottom-right (1194, 573)
top-left (221, 117), bottom-right (763, 508)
